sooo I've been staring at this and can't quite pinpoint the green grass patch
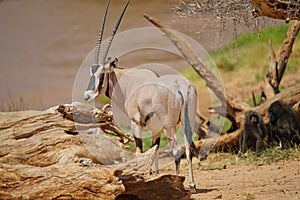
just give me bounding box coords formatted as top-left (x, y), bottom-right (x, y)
top-left (125, 130), bottom-right (170, 152)
top-left (199, 146), bottom-right (300, 170)
top-left (210, 24), bottom-right (292, 71)
top-left (247, 94), bottom-right (262, 107)
top-left (180, 23), bottom-right (300, 108)
top-left (124, 128), bottom-right (200, 153)
top-left (181, 23), bottom-right (300, 78)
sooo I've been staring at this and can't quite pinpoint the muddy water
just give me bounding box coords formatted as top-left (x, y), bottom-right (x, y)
top-left (0, 0), bottom-right (229, 110)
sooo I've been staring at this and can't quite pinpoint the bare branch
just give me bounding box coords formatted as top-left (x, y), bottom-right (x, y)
top-left (56, 102), bottom-right (133, 144)
top-left (261, 20), bottom-right (300, 99)
top-left (144, 14), bottom-right (226, 105)
top-left (277, 20), bottom-right (300, 83)
top-left (144, 13), bottom-right (252, 132)
top-left (196, 84), bottom-right (300, 152)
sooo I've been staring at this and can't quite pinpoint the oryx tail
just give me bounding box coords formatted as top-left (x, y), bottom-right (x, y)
top-left (181, 84), bottom-right (197, 155)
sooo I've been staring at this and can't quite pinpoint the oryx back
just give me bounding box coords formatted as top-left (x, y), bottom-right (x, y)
top-left (124, 74), bottom-right (197, 140)
top-left (111, 68), bottom-right (159, 117)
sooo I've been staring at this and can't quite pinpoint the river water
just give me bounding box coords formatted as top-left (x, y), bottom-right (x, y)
top-left (0, 0), bottom-right (270, 110)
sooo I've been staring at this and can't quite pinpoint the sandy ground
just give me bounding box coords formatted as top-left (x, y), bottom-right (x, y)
top-left (186, 159), bottom-right (300, 200)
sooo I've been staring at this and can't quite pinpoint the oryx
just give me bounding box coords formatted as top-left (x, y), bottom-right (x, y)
top-left (84, 0), bottom-right (199, 188)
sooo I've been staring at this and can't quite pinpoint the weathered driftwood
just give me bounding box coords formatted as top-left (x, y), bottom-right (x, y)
top-left (144, 14), bottom-right (250, 132)
top-left (144, 14), bottom-right (300, 152)
top-left (195, 84), bottom-right (300, 152)
top-left (250, 0), bottom-right (300, 20)
top-left (118, 174), bottom-right (190, 200)
top-left (144, 14), bottom-right (249, 135)
top-left (0, 107), bottom-right (191, 200)
top-left (56, 102), bottom-right (133, 144)
top-left (144, 15), bottom-right (226, 106)
top-left (261, 20), bottom-right (300, 100)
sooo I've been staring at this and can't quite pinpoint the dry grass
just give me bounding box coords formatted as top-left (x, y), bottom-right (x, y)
top-left (198, 146), bottom-right (300, 170)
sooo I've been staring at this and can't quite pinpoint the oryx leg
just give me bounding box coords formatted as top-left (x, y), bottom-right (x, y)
top-left (184, 133), bottom-right (195, 189)
top-left (131, 121), bottom-right (142, 153)
top-left (164, 127), bottom-right (182, 174)
top-left (151, 132), bottom-right (161, 175)
top-left (146, 113), bottom-right (163, 175)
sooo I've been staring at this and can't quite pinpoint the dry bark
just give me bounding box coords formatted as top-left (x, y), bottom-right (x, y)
top-left (144, 13), bottom-right (300, 152)
top-left (196, 84), bottom-right (300, 152)
top-left (56, 102), bottom-right (133, 144)
top-left (143, 14), bottom-right (226, 105)
top-left (144, 14), bottom-right (250, 131)
top-left (118, 174), bottom-right (190, 200)
top-left (261, 20), bottom-right (300, 99)
top-left (250, 0), bottom-right (300, 20)
top-left (254, 84), bottom-right (300, 117)
top-left (0, 106), bottom-right (191, 200)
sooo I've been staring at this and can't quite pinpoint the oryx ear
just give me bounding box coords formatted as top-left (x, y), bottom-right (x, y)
top-left (108, 58), bottom-right (118, 72)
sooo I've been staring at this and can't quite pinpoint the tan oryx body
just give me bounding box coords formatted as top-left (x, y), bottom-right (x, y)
top-left (84, 0), bottom-right (199, 188)
top-left (123, 73), bottom-right (197, 183)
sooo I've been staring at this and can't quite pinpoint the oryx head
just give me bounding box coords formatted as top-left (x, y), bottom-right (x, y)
top-left (84, 0), bottom-right (130, 102)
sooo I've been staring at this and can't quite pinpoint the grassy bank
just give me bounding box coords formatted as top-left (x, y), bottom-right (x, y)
top-left (199, 146), bottom-right (300, 170)
top-left (181, 23), bottom-right (300, 84)
top-left (127, 23), bottom-right (300, 159)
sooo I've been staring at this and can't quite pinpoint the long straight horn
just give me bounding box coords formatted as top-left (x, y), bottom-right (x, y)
top-left (101, 0), bottom-right (131, 64)
top-left (95, 0), bottom-right (110, 66)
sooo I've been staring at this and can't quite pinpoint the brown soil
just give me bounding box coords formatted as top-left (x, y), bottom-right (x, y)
top-left (186, 158), bottom-right (300, 200)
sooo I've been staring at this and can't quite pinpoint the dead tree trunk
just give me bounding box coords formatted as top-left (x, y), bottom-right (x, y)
top-left (144, 14), bottom-right (249, 155)
top-left (195, 85), bottom-right (300, 152)
top-left (261, 20), bottom-right (300, 100)
top-left (250, 0), bottom-right (300, 20)
top-left (144, 14), bottom-right (249, 132)
top-left (0, 105), bottom-right (191, 200)
top-left (144, 13), bottom-right (300, 152)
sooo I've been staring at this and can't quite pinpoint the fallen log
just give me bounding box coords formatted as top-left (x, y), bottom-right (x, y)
top-left (144, 13), bottom-right (300, 154)
top-left (261, 20), bottom-right (300, 100)
top-left (144, 13), bottom-right (249, 134)
top-left (195, 84), bottom-right (300, 152)
top-left (0, 106), bottom-right (191, 200)
top-left (56, 102), bottom-right (133, 144)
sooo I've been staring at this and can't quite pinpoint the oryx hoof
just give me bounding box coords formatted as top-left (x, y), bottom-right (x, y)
top-left (149, 169), bottom-right (159, 176)
top-left (199, 154), bottom-right (208, 161)
top-left (237, 151), bottom-right (243, 157)
top-left (189, 183), bottom-right (197, 194)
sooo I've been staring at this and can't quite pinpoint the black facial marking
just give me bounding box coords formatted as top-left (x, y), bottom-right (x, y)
top-left (87, 75), bottom-right (96, 90)
top-left (91, 64), bottom-right (99, 74)
top-left (105, 78), bottom-right (111, 98)
top-left (98, 72), bottom-right (105, 91)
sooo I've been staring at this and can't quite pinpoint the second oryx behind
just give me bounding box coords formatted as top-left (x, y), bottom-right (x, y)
top-left (84, 0), bottom-right (200, 188)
